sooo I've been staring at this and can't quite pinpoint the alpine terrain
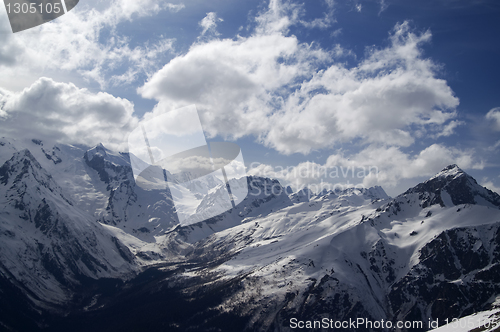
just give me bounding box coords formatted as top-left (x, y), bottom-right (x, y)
top-left (1, 137), bottom-right (500, 332)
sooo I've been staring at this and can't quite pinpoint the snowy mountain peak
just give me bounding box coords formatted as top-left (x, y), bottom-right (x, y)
top-left (4, 140), bottom-right (500, 331)
top-left (429, 163), bottom-right (464, 181)
top-left (83, 144), bottom-right (133, 187)
top-left (339, 185), bottom-right (389, 199)
top-left (370, 165), bottom-right (500, 225)
top-left (403, 164), bottom-right (500, 208)
top-left (316, 185), bottom-right (389, 202)
top-left (0, 149), bottom-right (51, 187)
top-left (361, 185), bottom-right (390, 200)
top-left (9, 148), bottom-right (38, 164)
top-left (0, 148), bottom-right (74, 217)
top-left (84, 143), bottom-right (130, 168)
top-left (96, 142), bottom-right (105, 149)
top-left (86, 143), bottom-right (107, 159)
top-left (289, 187), bottom-right (313, 203)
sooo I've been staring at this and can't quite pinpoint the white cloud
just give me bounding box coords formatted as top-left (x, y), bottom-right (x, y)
top-left (0, 78), bottom-right (138, 150)
top-left (331, 28), bottom-right (343, 38)
top-left (247, 163), bottom-right (281, 179)
top-left (0, 21), bottom-right (23, 67)
top-left (326, 144), bottom-right (483, 188)
top-left (249, 144), bottom-right (483, 192)
top-left (248, 160), bottom-right (345, 192)
top-left (435, 119), bottom-right (464, 137)
top-left (140, 3), bottom-right (459, 155)
top-left (0, 0), bottom-right (179, 89)
top-left (138, 28), bottom-right (329, 139)
top-left (254, 0), bottom-right (302, 35)
top-left (300, 14), bottom-right (335, 29)
top-left (165, 3), bottom-right (185, 13)
top-left (487, 140), bottom-right (500, 152)
top-left (486, 107), bottom-right (500, 131)
top-left (199, 12), bottom-right (223, 36)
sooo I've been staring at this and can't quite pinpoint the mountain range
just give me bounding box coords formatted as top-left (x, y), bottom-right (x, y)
top-left (1, 137), bottom-right (500, 332)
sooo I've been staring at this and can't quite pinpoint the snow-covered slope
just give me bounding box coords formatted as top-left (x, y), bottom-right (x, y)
top-left (429, 300), bottom-right (500, 332)
top-left (164, 165), bottom-right (500, 331)
top-left (2, 138), bottom-right (500, 332)
top-left (0, 147), bottom-right (137, 307)
top-left (83, 142), bottom-right (179, 241)
top-left (164, 176), bottom-right (293, 243)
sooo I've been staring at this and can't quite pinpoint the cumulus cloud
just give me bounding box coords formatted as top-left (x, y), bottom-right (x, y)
top-left (249, 144), bottom-right (483, 192)
top-left (326, 144), bottom-right (483, 188)
top-left (248, 161), bottom-right (338, 193)
top-left (486, 107), bottom-right (500, 131)
top-left (138, 23), bottom-right (328, 139)
top-left (0, 77), bottom-right (138, 150)
top-left (139, 0), bottom-right (459, 155)
top-left (0, 0), bottom-right (483, 193)
top-left (0, 0), bottom-right (179, 89)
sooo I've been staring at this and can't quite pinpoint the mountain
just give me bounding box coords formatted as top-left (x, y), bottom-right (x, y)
top-left (1, 138), bottom-right (500, 332)
top-left (0, 147), bottom-right (137, 311)
top-left (400, 164), bottom-right (500, 209)
top-left (429, 303), bottom-right (500, 332)
top-left (143, 165), bottom-right (500, 332)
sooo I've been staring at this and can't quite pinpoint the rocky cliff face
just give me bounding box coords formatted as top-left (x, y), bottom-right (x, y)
top-left (389, 223), bottom-right (500, 325)
top-left (402, 164), bottom-right (500, 208)
top-left (0, 146), bottom-right (138, 312)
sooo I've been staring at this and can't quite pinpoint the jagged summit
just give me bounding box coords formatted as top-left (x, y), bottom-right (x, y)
top-left (429, 164), bottom-right (464, 180)
top-left (84, 143), bottom-right (130, 167)
top-left (0, 149), bottom-right (52, 187)
top-left (404, 164), bottom-right (500, 208)
top-left (316, 185), bottom-right (389, 200)
top-left (3, 141), bottom-right (500, 331)
top-left (6, 148), bottom-right (38, 163)
top-left (343, 185), bottom-right (389, 200)
top-left (84, 143), bottom-right (109, 164)
top-left (289, 187), bottom-right (313, 203)
top-left (370, 165), bottom-right (500, 222)
top-left (0, 145), bottom-right (137, 307)
top-left (89, 142), bottom-right (107, 156)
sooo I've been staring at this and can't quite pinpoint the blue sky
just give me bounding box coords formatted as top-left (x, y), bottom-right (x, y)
top-left (0, 0), bottom-right (499, 196)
